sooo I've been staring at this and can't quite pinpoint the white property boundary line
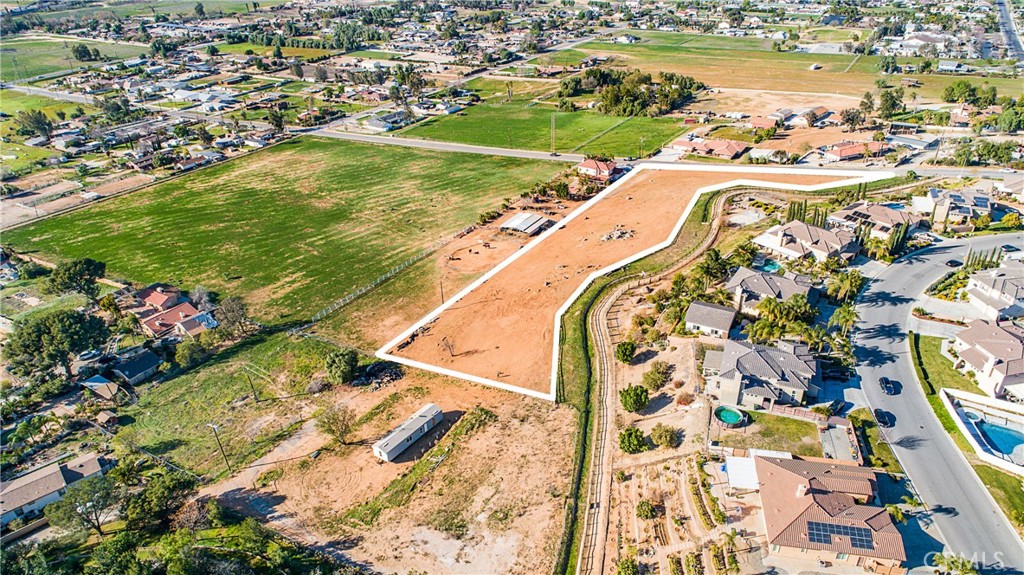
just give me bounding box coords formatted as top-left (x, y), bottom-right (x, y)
top-left (376, 163), bottom-right (896, 401)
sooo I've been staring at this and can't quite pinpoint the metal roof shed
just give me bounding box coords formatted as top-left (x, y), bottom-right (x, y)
top-left (500, 212), bottom-right (554, 236)
top-left (372, 403), bottom-right (444, 462)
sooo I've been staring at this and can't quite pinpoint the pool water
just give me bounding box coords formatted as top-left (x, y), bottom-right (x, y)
top-left (755, 259), bottom-right (782, 273)
top-left (715, 406), bottom-right (744, 425)
top-left (976, 420), bottom-right (1024, 456)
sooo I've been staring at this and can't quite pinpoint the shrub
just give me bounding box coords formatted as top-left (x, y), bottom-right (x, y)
top-left (615, 341), bottom-right (636, 364)
top-left (619, 426), bottom-right (647, 454)
top-left (616, 557), bottom-right (639, 575)
top-left (651, 423), bottom-right (679, 448)
top-left (636, 499), bottom-right (657, 520)
top-left (619, 384), bottom-right (649, 413)
top-left (641, 360), bottom-right (671, 390)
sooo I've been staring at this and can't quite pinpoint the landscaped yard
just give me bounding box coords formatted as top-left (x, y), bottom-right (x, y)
top-left (10, 0), bottom-right (288, 21)
top-left (1, 37), bottom-right (146, 82)
top-left (715, 410), bottom-right (823, 458)
top-left (117, 332), bottom-right (334, 477)
top-left (2, 137), bottom-right (563, 322)
top-left (212, 41), bottom-right (335, 59)
top-left (849, 408), bottom-right (903, 473)
top-left (345, 49), bottom-right (403, 60)
top-left (916, 335), bottom-right (981, 394)
top-left (973, 464), bottom-right (1024, 535)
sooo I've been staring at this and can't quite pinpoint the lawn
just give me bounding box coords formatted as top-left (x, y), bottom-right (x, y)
top-left (707, 125), bottom-right (758, 143)
top-left (16, 0), bottom-right (288, 21)
top-left (0, 274), bottom-right (115, 325)
top-left (916, 335), bottom-right (981, 394)
top-left (117, 332), bottom-right (334, 477)
top-left (213, 41), bottom-right (334, 59)
top-left (345, 49), bottom-right (403, 60)
top-left (401, 101), bottom-right (686, 157)
top-left (2, 137), bottom-right (563, 322)
top-left (973, 464), bottom-right (1024, 535)
top-left (1, 37), bottom-right (146, 82)
top-left (849, 408), bottom-right (903, 473)
top-left (576, 35), bottom-right (1023, 99)
top-left (715, 410), bottom-right (823, 458)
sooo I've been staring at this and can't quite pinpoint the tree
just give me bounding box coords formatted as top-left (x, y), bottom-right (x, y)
top-left (840, 108), bottom-right (864, 132)
top-left (325, 348), bottom-right (358, 384)
top-left (829, 303), bottom-right (860, 336)
top-left (175, 339), bottom-right (208, 368)
top-left (1001, 212), bottom-right (1021, 230)
top-left (194, 126), bottom-right (214, 146)
top-left (121, 472), bottom-right (195, 533)
top-left (190, 285), bottom-right (213, 311)
top-left (619, 426), bottom-right (647, 454)
top-left (72, 43), bottom-right (95, 61)
top-left (636, 499), bottom-right (657, 520)
top-left (194, 2), bottom-right (205, 17)
top-left (15, 109), bottom-right (54, 138)
top-left (615, 340), bottom-right (636, 364)
top-left (88, 531), bottom-right (150, 575)
top-left (46, 475), bottom-right (123, 537)
top-left (620, 385), bottom-right (649, 413)
top-left (901, 495), bottom-right (923, 510)
top-left (641, 360), bottom-right (671, 391)
top-left (317, 404), bottom-right (356, 443)
top-left (314, 65), bottom-right (328, 82)
top-left (98, 293), bottom-right (120, 317)
top-left (651, 423), bottom-right (679, 448)
top-left (216, 296), bottom-right (249, 336)
top-left (616, 557), bottom-right (639, 575)
top-left (859, 92), bottom-right (874, 116)
top-left (931, 552), bottom-right (978, 575)
top-left (266, 108), bottom-right (285, 132)
top-left (885, 503), bottom-right (906, 524)
top-left (827, 269), bottom-right (864, 302)
top-left (205, 44), bottom-right (219, 57)
top-left (5, 309), bottom-right (109, 378)
top-left (290, 61), bottom-right (304, 79)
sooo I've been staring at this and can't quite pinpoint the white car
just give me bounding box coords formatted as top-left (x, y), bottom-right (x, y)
top-left (77, 349), bottom-right (101, 361)
top-left (1000, 168), bottom-right (1017, 173)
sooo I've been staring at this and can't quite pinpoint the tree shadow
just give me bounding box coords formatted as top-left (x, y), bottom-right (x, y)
top-left (858, 288), bottom-right (913, 309)
top-left (642, 393), bottom-right (674, 416)
top-left (632, 349), bottom-right (659, 365)
top-left (853, 344), bottom-right (899, 368)
top-left (856, 321), bottom-right (906, 344)
top-left (892, 435), bottom-right (927, 450)
top-left (143, 437), bottom-right (186, 456)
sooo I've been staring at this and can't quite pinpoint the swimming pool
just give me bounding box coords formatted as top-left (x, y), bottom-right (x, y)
top-left (755, 259), bottom-right (782, 273)
top-left (976, 420), bottom-right (1024, 456)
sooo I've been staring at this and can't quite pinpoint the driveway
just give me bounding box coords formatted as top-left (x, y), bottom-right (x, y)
top-left (852, 233), bottom-right (1024, 573)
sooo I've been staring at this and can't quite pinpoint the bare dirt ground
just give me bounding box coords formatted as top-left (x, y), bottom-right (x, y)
top-left (691, 88), bottom-right (858, 117)
top-left (390, 170), bottom-right (844, 395)
top-left (756, 125), bottom-right (852, 154)
top-left (208, 370), bottom-right (576, 575)
top-left (87, 173), bottom-right (155, 195)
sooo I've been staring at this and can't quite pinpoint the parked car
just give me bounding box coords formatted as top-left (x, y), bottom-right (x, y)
top-left (1001, 244), bottom-right (1021, 253)
top-left (77, 349), bottom-right (101, 361)
top-left (879, 377), bottom-right (897, 395)
top-left (945, 259), bottom-right (963, 268)
top-left (874, 408), bottom-right (895, 428)
top-left (999, 168), bottom-right (1016, 173)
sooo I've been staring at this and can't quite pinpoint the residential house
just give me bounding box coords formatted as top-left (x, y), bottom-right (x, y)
top-left (576, 158), bottom-right (617, 181)
top-left (112, 350), bottom-right (162, 386)
top-left (136, 284), bottom-right (184, 311)
top-left (725, 267), bottom-right (818, 315)
top-left (996, 173), bottom-right (1024, 203)
top-left (753, 221), bottom-right (860, 262)
top-left (822, 141), bottom-right (886, 163)
top-left (96, 411), bottom-right (119, 428)
top-left (910, 187), bottom-right (993, 227)
top-left (81, 375), bottom-right (122, 403)
top-left (0, 453), bottom-right (103, 527)
top-left (684, 301), bottom-right (736, 338)
top-left (140, 302), bottom-right (217, 339)
top-left (754, 457), bottom-right (907, 573)
top-left (672, 138), bottom-right (748, 159)
top-left (747, 117), bottom-right (778, 130)
top-left (965, 260), bottom-right (1024, 320)
top-left (949, 320), bottom-right (1024, 400)
top-left (827, 201), bottom-right (921, 241)
top-left (704, 339), bottom-right (820, 408)
top-left (787, 106), bottom-right (829, 128)
top-left (174, 155), bottom-right (209, 172)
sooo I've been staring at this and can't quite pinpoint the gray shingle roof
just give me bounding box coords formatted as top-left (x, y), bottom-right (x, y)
top-left (685, 301), bottom-right (737, 332)
top-left (718, 339), bottom-right (818, 392)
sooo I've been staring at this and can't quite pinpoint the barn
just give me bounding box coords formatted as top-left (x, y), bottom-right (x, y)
top-left (500, 212), bottom-right (554, 236)
top-left (372, 403), bottom-right (444, 462)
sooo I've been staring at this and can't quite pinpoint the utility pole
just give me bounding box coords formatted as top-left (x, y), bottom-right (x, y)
top-left (638, 136), bottom-right (646, 159)
top-left (207, 423), bottom-right (232, 473)
top-left (439, 275), bottom-right (445, 304)
top-left (550, 113), bottom-right (555, 154)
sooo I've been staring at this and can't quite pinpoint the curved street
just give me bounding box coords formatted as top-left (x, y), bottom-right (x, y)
top-left (853, 233), bottom-right (1024, 573)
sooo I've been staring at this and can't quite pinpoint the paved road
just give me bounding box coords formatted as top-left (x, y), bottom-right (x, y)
top-left (309, 128), bottom-right (583, 162)
top-left (994, 0), bottom-right (1024, 59)
top-left (853, 233), bottom-right (1024, 574)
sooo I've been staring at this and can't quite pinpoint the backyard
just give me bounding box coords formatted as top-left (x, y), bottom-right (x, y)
top-left (713, 410), bottom-right (823, 458)
top-left (1, 37), bottom-right (146, 82)
top-left (2, 137), bottom-right (564, 322)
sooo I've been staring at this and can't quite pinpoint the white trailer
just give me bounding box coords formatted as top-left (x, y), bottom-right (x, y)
top-left (372, 403), bottom-right (444, 462)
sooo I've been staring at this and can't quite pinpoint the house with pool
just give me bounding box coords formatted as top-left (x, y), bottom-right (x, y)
top-left (941, 389), bottom-right (1024, 476)
top-left (945, 319), bottom-right (1024, 401)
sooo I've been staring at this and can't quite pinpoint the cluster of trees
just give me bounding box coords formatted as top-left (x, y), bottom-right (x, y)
top-left (742, 294), bottom-right (817, 344)
top-left (557, 69), bottom-right (704, 117)
top-left (70, 43), bottom-right (102, 62)
top-left (942, 80), bottom-right (1000, 107)
top-left (942, 139), bottom-right (1021, 167)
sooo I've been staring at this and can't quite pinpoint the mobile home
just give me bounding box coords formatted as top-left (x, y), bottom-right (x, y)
top-left (372, 403), bottom-right (444, 462)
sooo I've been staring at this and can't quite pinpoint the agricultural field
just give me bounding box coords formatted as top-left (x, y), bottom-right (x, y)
top-left (2, 137), bottom-right (563, 323)
top-left (117, 332), bottom-right (334, 477)
top-left (13, 0), bottom-right (287, 21)
top-left (212, 41), bottom-right (335, 59)
top-left (0, 89), bottom-right (94, 118)
top-left (576, 33), bottom-right (1023, 100)
top-left (0, 36), bottom-right (146, 82)
top-left (344, 49), bottom-right (404, 60)
top-left (401, 98), bottom-right (686, 157)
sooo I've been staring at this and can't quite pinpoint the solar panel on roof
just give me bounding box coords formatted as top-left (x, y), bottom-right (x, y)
top-left (807, 521), bottom-right (874, 550)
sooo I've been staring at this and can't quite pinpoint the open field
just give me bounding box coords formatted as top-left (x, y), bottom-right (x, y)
top-left (2, 138), bottom-right (563, 322)
top-left (118, 332), bottom-right (334, 476)
top-left (385, 167), bottom-right (859, 398)
top-left (973, 464), bottom-right (1024, 536)
top-left (14, 0), bottom-right (289, 21)
top-left (401, 101), bottom-right (686, 157)
top-left (713, 410), bottom-right (823, 458)
top-left (344, 49), bottom-right (403, 60)
top-left (1, 36), bottom-right (145, 81)
top-left (577, 34), bottom-right (1023, 100)
top-left (0, 89), bottom-right (94, 117)
top-left (212, 41), bottom-right (335, 59)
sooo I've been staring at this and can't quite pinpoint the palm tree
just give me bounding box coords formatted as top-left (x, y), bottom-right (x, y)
top-left (829, 303), bottom-right (860, 336)
top-left (827, 269), bottom-right (863, 302)
top-left (706, 288), bottom-right (734, 307)
top-left (755, 297), bottom-right (784, 323)
top-left (885, 504), bottom-right (907, 524)
top-left (865, 237), bottom-right (889, 260)
top-left (901, 495), bottom-right (924, 510)
top-left (932, 552), bottom-right (978, 575)
top-left (802, 325), bottom-right (830, 353)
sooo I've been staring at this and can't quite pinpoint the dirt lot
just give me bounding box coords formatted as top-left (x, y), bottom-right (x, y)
top-left (209, 371), bottom-right (576, 575)
top-left (755, 125), bottom-right (853, 154)
top-left (691, 88), bottom-right (858, 118)
top-left (389, 169), bottom-right (845, 395)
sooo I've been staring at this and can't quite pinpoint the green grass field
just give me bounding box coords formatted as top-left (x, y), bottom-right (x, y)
top-left (0, 89), bottom-right (95, 117)
top-left (345, 49), bottom-right (403, 60)
top-left (716, 410), bottom-right (823, 458)
top-left (212, 41), bottom-right (334, 59)
top-left (401, 101), bottom-right (685, 157)
top-left (13, 0), bottom-right (288, 22)
top-left (577, 33), bottom-right (1022, 99)
top-left (974, 464), bottom-right (1024, 535)
top-left (117, 332), bottom-right (333, 476)
top-left (1, 37), bottom-right (146, 82)
top-left (3, 138), bottom-right (562, 322)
